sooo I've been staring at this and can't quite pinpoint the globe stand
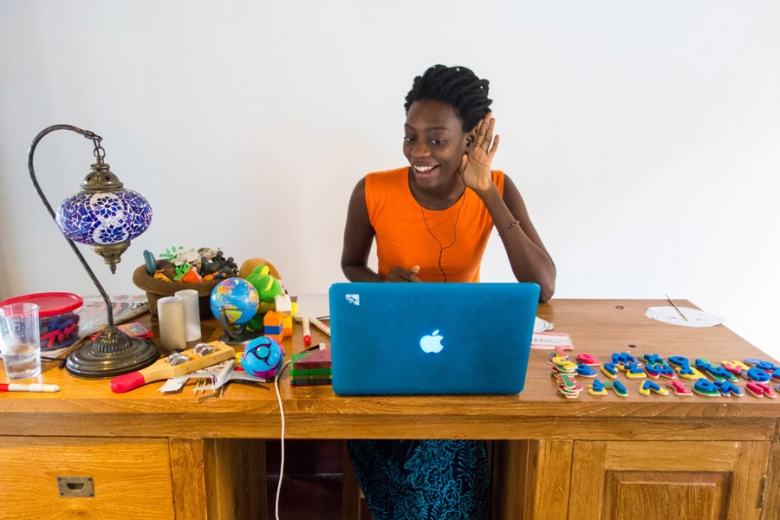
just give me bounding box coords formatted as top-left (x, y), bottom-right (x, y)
top-left (216, 306), bottom-right (257, 345)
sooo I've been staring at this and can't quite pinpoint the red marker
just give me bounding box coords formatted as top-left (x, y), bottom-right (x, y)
top-left (302, 317), bottom-right (311, 346)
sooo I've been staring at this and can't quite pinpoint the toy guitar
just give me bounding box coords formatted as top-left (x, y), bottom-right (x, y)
top-left (110, 341), bottom-right (235, 393)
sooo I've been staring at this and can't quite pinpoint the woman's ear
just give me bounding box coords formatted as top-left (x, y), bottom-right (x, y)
top-left (465, 130), bottom-right (476, 150)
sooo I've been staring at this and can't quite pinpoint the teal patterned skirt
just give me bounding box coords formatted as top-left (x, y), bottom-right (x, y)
top-left (346, 440), bottom-right (489, 520)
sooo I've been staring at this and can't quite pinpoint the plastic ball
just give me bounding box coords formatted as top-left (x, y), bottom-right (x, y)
top-left (210, 278), bottom-right (259, 326)
top-left (242, 336), bottom-right (285, 378)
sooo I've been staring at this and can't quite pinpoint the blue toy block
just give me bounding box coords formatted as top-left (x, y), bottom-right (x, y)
top-left (264, 324), bottom-right (283, 335)
top-left (713, 380), bottom-right (743, 397)
top-left (625, 363), bottom-right (646, 378)
top-left (612, 380), bottom-right (628, 396)
top-left (640, 380), bottom-right (668, 396)
top-left (668, 356), bottom-right (690, 368)
top-left (642, 354), bottom-right (664, 365)
top-left (601, 363), bottom-right (618, 379)
top-left (693, 378), bottom-right (720, 397)
top-left (747, 368), bottom-right (771, 383)
top-left (576, 364), bottom-right (597, 378)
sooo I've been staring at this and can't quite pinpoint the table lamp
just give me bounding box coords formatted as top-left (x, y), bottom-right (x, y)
top-left (28, 124), bottom-right (159, 378)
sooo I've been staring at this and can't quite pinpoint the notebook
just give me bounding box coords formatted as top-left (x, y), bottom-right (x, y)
top-left (328, 282), bottom-right (540, 396)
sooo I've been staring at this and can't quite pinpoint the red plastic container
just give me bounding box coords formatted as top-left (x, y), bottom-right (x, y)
top-left (0, 292), bottom-right (83, 350)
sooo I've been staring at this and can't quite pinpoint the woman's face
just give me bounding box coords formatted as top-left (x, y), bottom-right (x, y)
top-left (403, 99), bottom-right (470, 191)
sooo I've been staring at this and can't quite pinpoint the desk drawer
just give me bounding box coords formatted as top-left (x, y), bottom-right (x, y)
top-left (0, 437), bottom-right (175, 520)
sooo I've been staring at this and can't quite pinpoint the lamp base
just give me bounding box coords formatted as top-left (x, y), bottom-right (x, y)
top-left (66, 326), bottom-right (159, 378)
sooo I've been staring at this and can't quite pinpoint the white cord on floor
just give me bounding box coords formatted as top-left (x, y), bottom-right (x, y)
top-left (273, 360), bottom-right (291, 520)
top-left (272, 342), bottom-right (326, 520)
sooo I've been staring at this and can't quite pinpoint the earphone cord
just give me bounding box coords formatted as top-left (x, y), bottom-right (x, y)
top-left (419, 196), bottom-right (466, 282)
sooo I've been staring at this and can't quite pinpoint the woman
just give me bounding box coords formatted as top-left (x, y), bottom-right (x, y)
top-left (340, 65), bottom-right (556, 520)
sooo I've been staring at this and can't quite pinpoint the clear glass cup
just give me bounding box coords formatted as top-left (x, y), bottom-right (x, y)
top-left (0, 303), bottom-right (42, 380)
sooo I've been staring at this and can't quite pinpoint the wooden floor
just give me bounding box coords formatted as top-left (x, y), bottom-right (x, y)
top-left (266, 439), bottom-right (375, 520)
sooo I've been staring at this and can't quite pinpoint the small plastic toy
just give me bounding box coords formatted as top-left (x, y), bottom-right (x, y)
top-left (588, 379), bottom-right (608, 396)
top-left (556, 373), bottom-right (580, 389)
top-left (608, 380), bottom-right (628, 397)
top-left (676, 364), bottom-right (708, 380)
top-left (625, 363), bottom-right (647, 379)
top-left (587, 378), bottom-right (627, 397)
top-left (667, 380), bottom-right (693, 396)
top-left (695, 358), bottom-right (737, 382)
top-left (642, 354), bottom-right (665, 365)
top-left (550, 350), bottom-right (581, 398)
top-left (745, 358), bottom-right (776, 371)
top-left (576, 364), bottom-right (598, 378)
top-left (746, 367), bottom-right (771, 383)
top-left (612, 352), bottom-right (637, 367)
top-left (577, 353), bottom-right (601, 366)
top-left (639, 380), bottom-right (669, 396)
top-left (693, 378), bottom-right (721, 397)
top-left (745, 382), bottom-right (777, 398)
top-left (721, 360), bottom-right (750, 378)
top-left (245, 265), bottom-right (285, 331)
top-left (263, 311), bottom-right (285, 343)
top-left (601, 363), bottom-right (618, 379)
top-left (290, 345), bottom-right (332, 386)
top-left (713, 380), bottom-right (743, 397)
top-left (668, 356), bottom-right (690, 369)
top-left (242, 336), bottom-right (285, 379)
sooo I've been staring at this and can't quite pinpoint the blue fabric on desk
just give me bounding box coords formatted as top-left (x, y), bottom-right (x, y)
top-left (347, 439), bottom-right (489, 520)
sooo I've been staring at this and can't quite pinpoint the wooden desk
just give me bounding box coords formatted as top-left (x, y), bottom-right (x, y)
top-left (1, 299), bottom-right (779, 520)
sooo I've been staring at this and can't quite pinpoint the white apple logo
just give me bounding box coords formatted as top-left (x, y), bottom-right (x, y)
top-left (420, 330), bottom-right (444, 353)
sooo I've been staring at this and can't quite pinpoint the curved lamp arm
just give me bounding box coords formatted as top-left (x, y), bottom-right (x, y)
top-left (27, 124), bottom-right (115, 326)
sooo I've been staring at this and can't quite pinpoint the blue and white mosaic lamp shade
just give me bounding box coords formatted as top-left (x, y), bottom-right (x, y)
top-left (55, 190), bottom-right (153, 245)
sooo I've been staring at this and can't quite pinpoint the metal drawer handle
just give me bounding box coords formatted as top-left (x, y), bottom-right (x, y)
top-left (57, 476), bottom-right (94, 498)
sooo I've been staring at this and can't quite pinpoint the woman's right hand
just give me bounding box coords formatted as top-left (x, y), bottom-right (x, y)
top-left (385, 265), bottom-right (422, 282)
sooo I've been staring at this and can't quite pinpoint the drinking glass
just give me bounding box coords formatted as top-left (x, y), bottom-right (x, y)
top-left (0, 303), bottom-right (42, 380)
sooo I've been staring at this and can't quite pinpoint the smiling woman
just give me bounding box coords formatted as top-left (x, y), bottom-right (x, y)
top-left (341, 64), bottom-right (556, 296)
top-left (340, 64), bottom-right (557, 520)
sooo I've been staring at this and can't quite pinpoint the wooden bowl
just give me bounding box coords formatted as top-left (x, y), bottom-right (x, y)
top-left (132, 265), bottom-right (228, 318)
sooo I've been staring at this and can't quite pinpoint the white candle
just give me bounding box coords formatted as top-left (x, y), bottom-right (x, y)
top-left (175, 289), bottom-right (202, 342)
top-left (157, 296), bottom-right (186, 351)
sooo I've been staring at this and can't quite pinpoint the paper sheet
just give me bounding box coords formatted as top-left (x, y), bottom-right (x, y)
top-left (645, 306), bottom-right (724, 327)
top-left (531, 332), bottom-right (573, 350)
top-left (295, 293), bottom-right (330, 319)
top-left (534, 317), bottom-right (554, 332)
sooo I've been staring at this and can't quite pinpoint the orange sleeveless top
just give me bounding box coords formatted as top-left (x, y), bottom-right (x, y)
top-left (364, 167), bottom-right (505, 282)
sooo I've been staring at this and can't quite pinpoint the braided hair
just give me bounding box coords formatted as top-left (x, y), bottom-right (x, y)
top-left (404, 65), bottom-right (493, 132)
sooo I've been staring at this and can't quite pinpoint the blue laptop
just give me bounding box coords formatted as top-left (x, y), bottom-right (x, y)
top-left (328, 282), bottom-right (540, 396)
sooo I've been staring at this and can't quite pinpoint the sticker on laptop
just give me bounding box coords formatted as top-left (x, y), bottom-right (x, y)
top-left (345, 294), bottom-right (360, 306)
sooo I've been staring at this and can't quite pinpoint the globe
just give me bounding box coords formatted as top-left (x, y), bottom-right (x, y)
top-left (210, 278), bottom-right (259, 326)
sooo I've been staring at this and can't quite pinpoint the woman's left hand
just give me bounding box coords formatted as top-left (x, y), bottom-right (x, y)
top-left (458, 113), bottom-right (500, 192)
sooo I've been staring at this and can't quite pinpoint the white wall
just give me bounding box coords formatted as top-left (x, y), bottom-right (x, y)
top-left (1, 1), bottom-right (778, 359)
